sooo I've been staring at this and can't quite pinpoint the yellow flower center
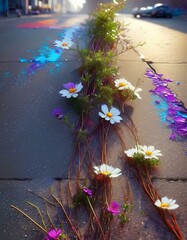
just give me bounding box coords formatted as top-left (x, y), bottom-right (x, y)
top-left (160, 203), bottom-right (169, 208)
top-left (119, 82), bottom-right (126, 87)
top-left (69, 88), bottom-right (76, 93)
top-left (62, 42), bottom-right (68, 47)
top-left (101, 170), bottom-right (109, 176)
top-left (106, 112), bottom-right (113, 118)
top-left (145, 151), bottom-right (152, 156)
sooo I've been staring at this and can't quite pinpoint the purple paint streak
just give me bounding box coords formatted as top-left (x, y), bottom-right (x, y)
top-left (145, 69), bottom-right (187, 140)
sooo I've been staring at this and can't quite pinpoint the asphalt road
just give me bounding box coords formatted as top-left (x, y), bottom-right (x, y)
top-left (0, 13), bottom-right (186, 240)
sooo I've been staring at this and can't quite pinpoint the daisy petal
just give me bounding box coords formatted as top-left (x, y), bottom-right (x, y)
top-left (59, 89), bottom-right (69, 96)
top-left (113, 116), bottom-right (123, 122)
top-left (101, 104), bottom-right (108, 114)
top-left (168, 204), bottom-right (179, 210)
top-left (110, 107), bottom-right (120, 115)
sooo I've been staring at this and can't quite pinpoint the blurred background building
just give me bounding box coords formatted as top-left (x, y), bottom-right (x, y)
top-left (0, 0), bottom-right (187, 16)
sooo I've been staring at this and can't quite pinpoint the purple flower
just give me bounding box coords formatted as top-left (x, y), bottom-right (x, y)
top-left (107, 201), bottom-right (121, 215)
top-left (44, 229), bottom-right (62, 240)
top-left (59, 82), bottom-right (83, 98)
top-left (52, 108), bottom-right (63, 119)
top-left (83, 187), bottom-right (93, 197)
top-left (63, 82), bottom-right (75, 89)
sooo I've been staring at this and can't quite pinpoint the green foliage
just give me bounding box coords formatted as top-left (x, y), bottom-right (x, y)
top-left (87, 0), bottom-right (125, 46)
top-left (73, 190), bottom-right (87, 207)
top-left (81, 50), bottom-right (117, 78)
top-left (119, 89), bottom-right (136, 101)
top-left (69, 96), bottom-right (90, 114)
top-left (118, 213), bottom-right (129, 225)
top-left (81, 72), bottom-right (91, 84)
top-left (118, 203), bottom-right (132, 225)
top-left (72, 189), bottom-right (93, 208)
top-left (61, 233), bottom-right (69, 239)
top-left (76, 129), bottom-right (88, 142)
top-left (98, 85), bottom-right (115, 106)
top-left (133, 153), bottom-right (160, 167)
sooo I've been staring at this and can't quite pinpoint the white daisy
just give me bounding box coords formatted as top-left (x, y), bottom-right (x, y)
top-left (93, 164), bottom-right (122, 178)
top-left (132, 87), bottom-right (142, 99)
top-left (99, 104), bottom-right (122, 124)
top-left (113, 0), bottom-right (119, 4)
top-left (59, 82), bottom-right (83, 98)
top-left (154, 196), bottom-right (179, 210)
top-left (141, 145), bottom-right (162, 159)
top-left (124, 146), bottom-right (142, 158)
top-left (114, 78), bottom-right (133, 90)
top-left (127, 84), bottom-right (142, 100)
top-left (54, 40), bottom-right (70, 49)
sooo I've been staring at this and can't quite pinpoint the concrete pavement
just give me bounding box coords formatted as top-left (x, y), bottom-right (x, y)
top-left (0, 13), bottom-right (186, 239)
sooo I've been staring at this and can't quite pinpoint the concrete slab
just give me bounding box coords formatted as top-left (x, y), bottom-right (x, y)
top-left (111, 179), bottom-right (173, 240)
top-left (0, 179), bottom-right (88, 240)
top-left (0, 179), bottom-right (52, 240)
top-left (122, 15), bottom-right (187, 64)
top-left (0, 60), bottom-right (82, 178)
top-left (154, 179), bottom-right (187, 238)
top-left (151, 63), bottom-right (187, 106)
top-left (1, 178), bottom-right (185, 239)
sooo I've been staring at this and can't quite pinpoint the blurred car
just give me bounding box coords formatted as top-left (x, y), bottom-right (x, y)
top-left (29, 9), bottom-right (40, 15)
top-left (132, 3), bottom-right (172, 18)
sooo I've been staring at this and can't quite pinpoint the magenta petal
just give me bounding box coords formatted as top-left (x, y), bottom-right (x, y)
top-left (48, 229), bottom-right (62, 239)
top-left (83, 187), bottom-right (93, 196)
top-left (107, 201), bottom-right (121, 215)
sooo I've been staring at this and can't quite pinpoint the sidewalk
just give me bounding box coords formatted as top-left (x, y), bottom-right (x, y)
top-left (117, 48), bottom-right (187, 238)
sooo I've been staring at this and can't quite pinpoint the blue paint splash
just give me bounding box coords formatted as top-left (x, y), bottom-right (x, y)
top-left (18, 27), bottom-right (83, 77)
top-left (151, 95), bottom-right (168, 122)
top-left (19, 44), bottom-right (62, 76)
top-left (145, 69), bottom-right (187, 141)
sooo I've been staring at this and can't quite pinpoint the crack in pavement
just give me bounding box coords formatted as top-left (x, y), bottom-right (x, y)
top-left (0, 177), bottom-right (187, 182)
top-left (0, 177), bottom-right (87, 181)
top-left (152, 177), bottom-right (187, 182)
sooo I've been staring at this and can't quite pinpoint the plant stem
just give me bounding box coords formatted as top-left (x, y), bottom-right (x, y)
top-left (52, 194), bottom-right (81, 240)
top-left (87, 196), bottom-right (106, 240)
top-left (11, 205), bottom-right (48, 234)
top-left (26, 201), bottom-right (47, 230)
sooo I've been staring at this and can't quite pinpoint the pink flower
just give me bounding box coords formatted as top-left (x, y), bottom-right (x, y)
top-left (83, 187), bottom-right (93, 197)
top-left (44, 229), bottom-right (62, 240)
top-left (107, 201), bottom-right (121, 215)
